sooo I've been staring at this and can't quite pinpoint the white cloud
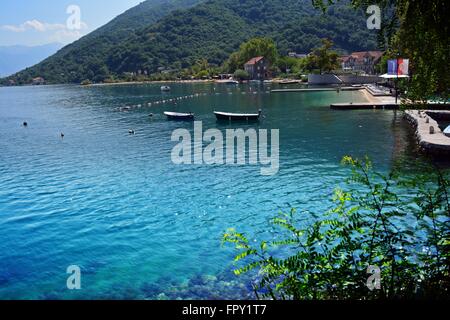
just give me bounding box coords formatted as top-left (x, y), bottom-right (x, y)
top-left (1, 20), bottom-right (69, 32)
top-left (48, 29), bottom-right (84, 44)
top-left (1, 19), bottom-right (88, 44)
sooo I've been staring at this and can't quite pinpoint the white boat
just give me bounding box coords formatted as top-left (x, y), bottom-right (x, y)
top-left (216, 79), bottom-right (239, 84)
top-left (214, 110), bottom-right (262, 121)
top-left (279, 80), bottom-right (299, 85)
top-left (164, 111), bottom-right (194, 120)
top-left (161, 86), bottom-right (171, 92)
top-left (444, 125), bottom-right (450, 137)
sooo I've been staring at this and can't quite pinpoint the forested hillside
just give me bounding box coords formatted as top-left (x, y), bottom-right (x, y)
top-left (3, 0), bottom-right (378, 84)
top-left (3, 0), bottom-right (202, 84)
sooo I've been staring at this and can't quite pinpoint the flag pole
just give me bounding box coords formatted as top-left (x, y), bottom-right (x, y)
top-left (395, 54), bottom-right (399, 105)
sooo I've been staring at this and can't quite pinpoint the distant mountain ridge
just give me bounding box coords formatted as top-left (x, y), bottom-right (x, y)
top-left (0, 43), bottom-right (63, 77)
top-left (3, 0), bottom-right (378, 85)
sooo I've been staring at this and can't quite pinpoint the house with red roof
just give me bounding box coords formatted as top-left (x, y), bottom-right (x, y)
top-left (244, 56), bottom-right (270, 80)
top-left (340, 51), bottom-right (383, 75)
top-left (32, 77), bottom-right (45, 85)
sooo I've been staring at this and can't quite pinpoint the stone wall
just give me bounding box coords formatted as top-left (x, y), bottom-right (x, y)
top-left (404, 110), bottom-right (450, 155)
top-left (338, 75), bottom-right (382, 84)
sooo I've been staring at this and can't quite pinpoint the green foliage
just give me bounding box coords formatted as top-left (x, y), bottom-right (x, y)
top-left (223, 156), bottom-right (450, 299)
top-left (225, 38), bottom-right (278, 73)
top-left (393, 0), bottom-right (449, 102)
top-left (233, 69), bottom-right (250, 81)
top-left (179, 58), bottom-right (221, 79)
top-left (312, 0), bottom-right (449, 101)
top-left (275, 56), bottom-right (303, 75)
top-left (304, 38), bottom-right (340, 74)
top-left (2, 0), bottom-right (378, 85)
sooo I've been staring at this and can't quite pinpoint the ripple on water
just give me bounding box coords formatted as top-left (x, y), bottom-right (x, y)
top-left (0, 84), bottom-right (423, 299)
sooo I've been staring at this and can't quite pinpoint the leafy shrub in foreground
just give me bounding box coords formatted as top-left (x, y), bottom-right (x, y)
top-left (223, 156), bottom-right (449, 299)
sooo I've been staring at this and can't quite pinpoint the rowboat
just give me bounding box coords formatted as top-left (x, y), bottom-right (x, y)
top-left (214, 110), bottom-right (262, 121)
top-left (164, 111), bottom-right (194, 120)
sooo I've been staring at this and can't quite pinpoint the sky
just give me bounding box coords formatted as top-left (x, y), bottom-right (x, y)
top-left (0, 0), bottom-right (144, 47)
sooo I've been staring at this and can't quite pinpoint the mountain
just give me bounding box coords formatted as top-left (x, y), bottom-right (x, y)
top-left (2, 0), bottom-right (202, 84)
top-left (0, 43), bottom-right (63, 77)
top-left (111, 0), bottom-right (378, 71)
top-left (4, 0), bottom-right (378, 85)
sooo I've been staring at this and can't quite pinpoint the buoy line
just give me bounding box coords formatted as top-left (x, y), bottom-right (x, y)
top-left (116, 92), bottom-right (208, 112)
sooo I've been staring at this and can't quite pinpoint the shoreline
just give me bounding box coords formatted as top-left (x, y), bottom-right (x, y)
top-left (2, 78), bottom-right (308, 88)
top-left (360, 87), bottom-right (398, 104)
top-left (86, 79), bottom-right (215, 87)
top-left (404, 110), bottom-right (450, 155)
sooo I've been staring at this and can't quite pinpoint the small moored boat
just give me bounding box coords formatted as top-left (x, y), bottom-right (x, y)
top-left (279, 80), bottom-right (299, 85)
top-left (444, 125), bottom-right (450, 137)
top-left (216, 79), bottom-right (239, 85)
top-left (161, 86), bottom-right (171, 92)
top-left (164, 111), bottom-right (194, 120)
top-left (214, 110), bottom-right (262, 121)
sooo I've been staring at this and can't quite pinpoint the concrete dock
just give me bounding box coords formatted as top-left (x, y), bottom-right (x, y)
top-left (269, 82), bottom-right (449, 155)
top-left (365, 84), bottom-right (393, 97)
top-left (330, 86), bottom-right (402, 109)
top-left (330, 102), bottom-right (399, 110)
top-left (404, 110), bottom-right (450, 155)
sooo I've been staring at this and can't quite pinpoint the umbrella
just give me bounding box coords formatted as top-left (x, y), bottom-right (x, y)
top-left (380, 74), bottom-right (410, 79)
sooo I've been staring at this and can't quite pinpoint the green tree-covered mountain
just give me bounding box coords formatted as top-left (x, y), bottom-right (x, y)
top-left (3, 0), bottom-right (202, 84)
top-left (4, 0), bottom-right (378, 85)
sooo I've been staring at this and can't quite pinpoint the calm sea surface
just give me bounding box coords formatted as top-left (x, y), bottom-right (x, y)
top-left (0, 83), bottom-right (422, 299)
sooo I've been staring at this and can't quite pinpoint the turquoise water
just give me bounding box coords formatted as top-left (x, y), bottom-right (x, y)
top-left (0, 83), bottom-right (416, 299)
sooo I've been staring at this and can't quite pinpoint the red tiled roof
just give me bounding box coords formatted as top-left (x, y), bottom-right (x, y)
top-left (340, 51), bottom-right (384, 63)
top-left (245, 56), bottom-right (264, 65)
top-left (351, 51), bottom-right (383, 60)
